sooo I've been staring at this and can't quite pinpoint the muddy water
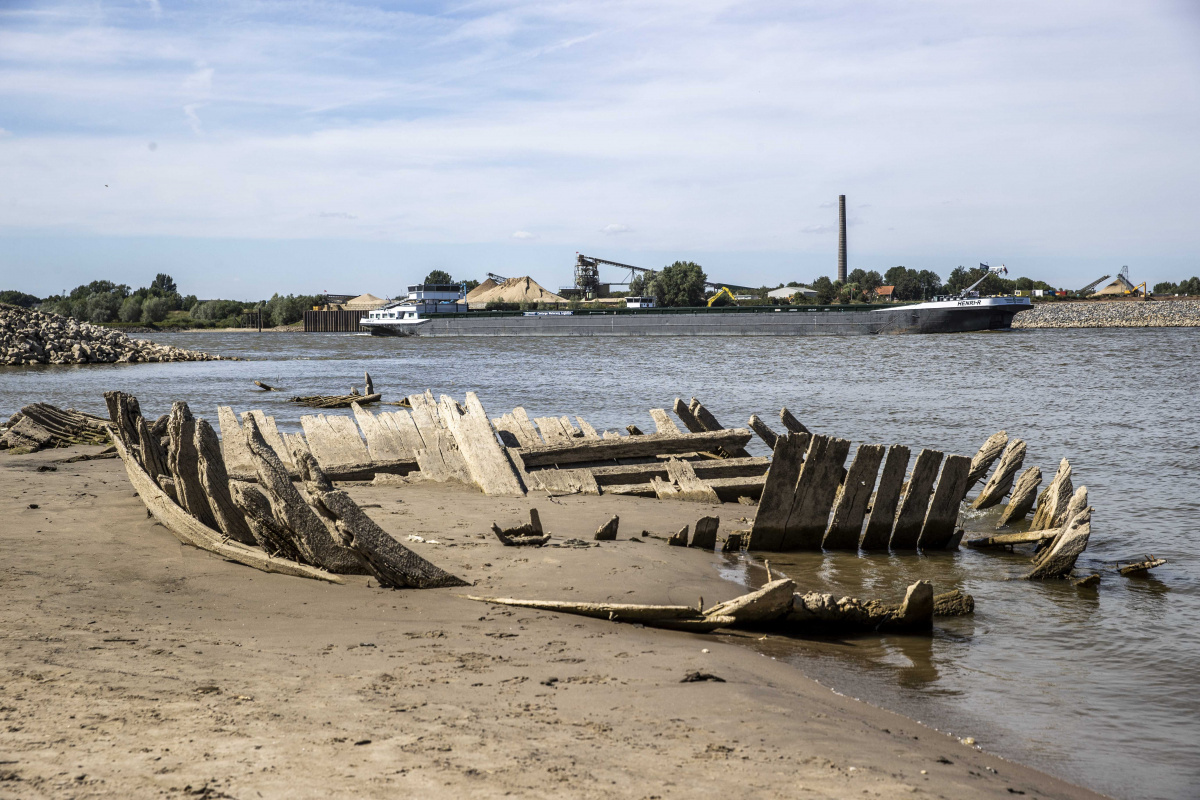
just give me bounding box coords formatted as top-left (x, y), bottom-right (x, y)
top-left (2, 327), bottom-right (1197, 800)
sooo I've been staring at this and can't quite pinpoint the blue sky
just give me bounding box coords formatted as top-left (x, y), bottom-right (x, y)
top-left (1, 0), bottom-right (1198, 299)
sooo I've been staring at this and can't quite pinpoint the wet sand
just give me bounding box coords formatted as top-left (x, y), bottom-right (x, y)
top-left (1, 446), bottom-right (1107, 799)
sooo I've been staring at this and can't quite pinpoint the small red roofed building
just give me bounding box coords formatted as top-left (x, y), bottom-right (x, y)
top-left (875, 285), bottom-right (896, 301)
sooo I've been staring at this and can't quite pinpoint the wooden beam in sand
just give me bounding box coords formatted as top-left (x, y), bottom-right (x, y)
top-left (889, 448), bottom-right (944, 550)
top-left (781, 434), bottom-right (851, 551)
top-left (860, 445), bottom-right (910, 550)
top-left (997, 465), bottom-right (1043, 526)
top-left (972, 439), bottom-right (1027, 509)
top-left (441, 392), bottom-right (525, 497)
top-left (166, 401), bottom-right (219, 530)
top-left (1030, 459), bottom-right (1072, 531)
top-left (747, 432), bottom-right (808, 551)
top-left (194, 417), bottom-right (256, 545)
top-left (690, 515), bottom-right (720, 550)
top-left (300, 413), bottom-right (371, 469)
top-left (747, 414), bottom-right (779, 450)
top-left (822, 443), bottom-right (885, 550)
top-left (965, 430), bottom-right (1008, 489)
top-left (407, 393), bottom-right (468, 482)
top-left (352, 402), bottom-right (411, 461)
top-left (517, 428), bottom-right (752, 468)
top-left (651, 458), bottom-right (720, 503)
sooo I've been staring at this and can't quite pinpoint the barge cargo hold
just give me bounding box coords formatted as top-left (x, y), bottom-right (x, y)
top-left (360, 296), bottom-right (1031, 337)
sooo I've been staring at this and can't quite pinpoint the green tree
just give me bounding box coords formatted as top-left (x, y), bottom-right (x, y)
top-left (649, 261), bottom-right (708, 307)
top-left (85, 292), bottom-right (121, 322)
top-left (118, 296), bottom-right (143, 322)
top-left (423, 269), bottom-right (453, 285)
top-left (149, 273), bottom-right (177, 296)
top-left (812, 276), bottom-right (835, 304)
top-left (847, 268), bottom-right (867, 285)
top-left (860, 270), bottom-right (883, 294)
top-left (141, 296), bottom-right (170, 323)
top-left (0, 290), bottom-right (40, 308)
top-left (916, 270), bottom-right (943, 299)
top-left (628, 273), bottom-right (650, 296)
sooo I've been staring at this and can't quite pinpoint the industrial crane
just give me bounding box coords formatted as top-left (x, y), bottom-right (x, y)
top-left (573, 254), bottom-right (755, 298)
top-left (955, 263), bottom-right (1008, 298)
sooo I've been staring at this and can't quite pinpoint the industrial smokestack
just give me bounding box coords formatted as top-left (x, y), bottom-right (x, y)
top-left (837, 195), bottom-right (847, 283)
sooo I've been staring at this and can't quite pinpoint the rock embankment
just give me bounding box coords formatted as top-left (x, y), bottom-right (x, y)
top-left (1013, 299), bottom-right (1200, 329)
top-left (0, 305), bottom-right (226, 365)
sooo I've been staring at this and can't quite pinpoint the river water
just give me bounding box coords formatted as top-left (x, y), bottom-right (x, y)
top-left (2, 328), bottom-right (1197, 800)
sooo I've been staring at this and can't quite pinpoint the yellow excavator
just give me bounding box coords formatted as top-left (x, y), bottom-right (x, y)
top-left (706, 287), bottom-right (737, 307)
top-left (1124, 282), bottom-right (1151, 300)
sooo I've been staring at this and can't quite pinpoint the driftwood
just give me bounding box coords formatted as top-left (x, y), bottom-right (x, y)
top-left (722, 531), bottom-right (748, 552)
top-left (890, 449), bottom-right (943, 549)
top-left (229, 481), bottom-right (306, 561)
top-left (166, 402), bottom-right (220, 530)
top-left (917, 454), bottom-right (972, 550)
top-left (469, 596), bottom-right (704, 622)
top-left (291, 393), bottom-right (382, 409)
top-left (703, 578), bottom-right (795, 624)
top-left (860, 445), bottom-right (910, 549)
top-left (298, 453), bottom-right (466, 588)
top-left (594, 515), bottom-right (619, 541)
top-left (652, 458), bottom-right (720, 503)
top-left (667, 525), bottom-right (689, 546)
top-left (194, 418), bottom-right (256, 545)
top-left (690, 516), bottom-right (720, 549)
top-left (1030, 459), bottom-right (1073, 531)
top-left (747, 414), bottom-right (779, 450)
top-left (109, 425), bottom-right (342, 583)
top-left (823, 443), bottom-right (885, 549)
top-left (965, 528), bottom-right (1060, 548)
top-left (0, 403), bottom-right (109, 452)
top-left (1116, 556), bottom-right (1166, 576)
top-left (747, 433), bottom-right (807, 551)
top-left (364, 372), bottom-right (374, 397)
top-left (972, 439), bottom-right (1027, 509)
top-left (778, 407), bottom-right (809, 435)
top-left (254, 380), bottom-right (280, 391)
top-left (965, 431), bottom-right (1008, 489)
top-left (243, 415), bottom-right (367, 574)
top-left (783, 580), bottom-right (934, 633)
top-left (492, 509), bottom-right (550, 546)
top-left (518, 428), bottom-right (753, 468)
top-left (998, 465), bottom-right (1042, 526)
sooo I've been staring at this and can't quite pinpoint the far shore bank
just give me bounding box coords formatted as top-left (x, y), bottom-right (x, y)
top-left (1013, 297), bottom-right (1200, 328)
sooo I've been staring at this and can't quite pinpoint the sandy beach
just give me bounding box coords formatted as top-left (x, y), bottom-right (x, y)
top-left (1, 444), bottom-right (1107, 799)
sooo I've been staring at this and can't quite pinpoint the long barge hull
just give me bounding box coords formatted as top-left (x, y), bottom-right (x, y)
top-left (368, 303), bottom-right (1025, 337)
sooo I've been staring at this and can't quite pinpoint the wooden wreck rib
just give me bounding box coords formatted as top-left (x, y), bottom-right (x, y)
top-left (517, 428), bottom-right (753, 468)
top-left (108, 425), bottom-right (343, 584)
top-left (291, 393), bottom-right (382, 409)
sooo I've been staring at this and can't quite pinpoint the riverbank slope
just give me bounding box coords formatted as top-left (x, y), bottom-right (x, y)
top-left (1013, 298), bottom-right (1200, 328)
top-left (0, 446), bottom-right (1107, 800)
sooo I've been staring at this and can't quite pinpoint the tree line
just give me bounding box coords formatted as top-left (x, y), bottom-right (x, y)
top-left (1153, 277), bottom-right (1200, 295)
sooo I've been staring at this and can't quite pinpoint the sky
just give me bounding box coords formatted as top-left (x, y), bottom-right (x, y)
top-left (1, 0), bottom-right (1198, 300)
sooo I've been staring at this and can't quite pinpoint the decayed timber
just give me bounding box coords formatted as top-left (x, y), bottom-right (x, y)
top-left (243, 415), bottom-right (367, 574)
top-left (104, 391), bottom-right (142, 446)
top-left (352, 402), bottom-right (411, 462)
top-left (1025, 506), bottom-right (1092, 579)
top-left (667, 525), bottom-right (689, 546)
top-left (110, 429), bottom-right (342, 583)
top-left (533, 466), bottom-right (600, 496)
top-left (442, 392), bottom-right (525, 497)
top-left (783, 580), bottom-right (933, 633)
top-left (672, 398), bottom-right (706, 434)
top-left (510, 408), bottom-right (544, 447)
top-left (997, 466), bottom-right (1043, 526)
top-left (218, 406), bottom-right (257, 477)
top-left (1116, 556), bottom-right (1167, 576)
top-left (971, 439), bottom-right (1027, 509)
top-left (965, 528), bottom-right (1060, 548)
top-left (575, 417), bottom-right (600, 440)
top-left (889, 448), bottom-right (944, 549)
top-left (518, 428), bottom-right (753, 468)
top-left (917, 454), bottom-right (972, 550)
top-left (166, 402), bottom-right (220, 530)
top-left (748, 414), bottom-right (779, 450)
top-left (860, 445), bottom-right (910, 550)
top-left (492, 509), bottom-right (550, 546)
top-left (300, 413), bottom-right (371, 469)
top-left (782, 435), bottom-right (851, 551)
top-left (1035, 486), bottom-right (1089, 557)
top-left (1, 403), bottom-right (109, 451)
top-left (722, 531), bottom-right (747, 552)
top-left (290, 393), bottom-right (382, 409)
top-left (594, 515), bottom-right (619, 541)
top-left (254, 380), bottom-right (280, 391)
top-left (747, 433), bottom-right (808, 551)
top-left (469, 596), bottom-right (703, 622)
top-left (230, 481), bottom-right (305, 561)
top-left (652, 458), bottom-right (720, 503)
top-left (779, 407), bottom-right (809, 435)
top-left (690, 515), bottom-right (720, 550)
top-left (649, 408), bottom-right (681, 435)
top-left (241, 410), bottom-right (294, 469)
top-left (408, 393), bottom-right (467, 482)
top-left (823, 443), bottom-right (885, 549)
top-left (705, 474), bottom-right (766, 503)
top-left (703, 578), bottom-right (795, 624)
top-left (364, 372), bottom-right (374, 397)
top-left (299, 454), bottom-right (466, 588)
top-left (1030, 459), bottom-right (1073, 531)
top-left (534, 416), bottom-right (573, 445)
top-left (965, 431), bottom-right (1008, 489)
top-left (933, 589), bottom-right (975, 616)
top-left (380, 410), bottom-right (427, 458)
top-left (690, 400), bottom-right (751, 457)
top-left (194, 418), bottom-right (256, 545)
top-left (586, 457), bottom-right (769, 487)
top-left (137, 415), bottom-right (169, 486)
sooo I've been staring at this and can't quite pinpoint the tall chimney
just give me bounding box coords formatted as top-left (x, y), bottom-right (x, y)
top-left (837, 194), bottom-right (847, 283)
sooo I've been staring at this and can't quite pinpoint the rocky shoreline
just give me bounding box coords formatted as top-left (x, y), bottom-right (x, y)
top-left (1013, 298), bottom-right (1200, 329)
top-left (0, 304), bottom-right (228, 365)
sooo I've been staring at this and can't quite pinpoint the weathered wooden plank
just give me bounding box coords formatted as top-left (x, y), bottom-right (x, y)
top-left (442, 392), bottom-right (525, 497)
top-left (300, 413), bottom-right (371, 469)
top-left (536, 467), bottom-right (600, 495)
top-left (779, 407), bottom-right (809, 434)
top-left (534, 416), bottom-right (573, 445)
top-left (1030, 458), bottom-right (1073, 531)
top-left (167, 401), bottom-right (219, 530)
top-left (352, 402), bottom-right (410, 461)
top-left (823, 443), bottom-right (885, 549)
top-left (137, 415), bottom-right (169, 485)
top-left (587, 456), bottom-right (770, 486)
top-left (691, 400), bottom-right (751, 457)
top-left (889, 449), bottom-right (944, 549)
top-left (917, 454), bottom-right (971, 550)
top-left (1025, 506), bottom-right (1091, 579)
top-left (747, 433), bottom-right (808, 551)
top-left (781, 435), bottom-right (851, 550)
top-left (966, 430), bottom-right (1009, 489)
top-left (382, 410), bottom-right (427, 455)
top-left (652, 458), bottom-right (720, 503)
top-left (672, 398), bottom-right (707, 433)
top-left (238, 410), bottom-right (293, 469)
top-left (510, 407), bottom-right (544, 447)
top-left (965, 528), bottom-right (1060, 548)
top-left (705, 475), bottom-right (766, 502)
top-left (972, 439), bottom-right (1027, 509)
top-left (690, 515), bottom-right (720, 550)
top-left (195, 417), bottom-right (257, 545)
top-left (860, 445), bottom-right (910, 549)
top-left (518, 428), bottom-right (753, 468)
top-left (575, 416), bottom-right (600, 440)
top-left (649, 408), bottom-right (682, 435)
top-left (998, 465), bottom-right (1043, 526)
top-left (408, 393), bottom-right (467, 482)
top-left (594, 515), bottom-right (619, 540)
top-left (601, 430), bottom-right (621, 440)
top-left (218, 406), bottom-right (256, 477)
top-left (747, 414), bottom-right (779, 450)
top-left (559, 416), bottom-right (582, 439)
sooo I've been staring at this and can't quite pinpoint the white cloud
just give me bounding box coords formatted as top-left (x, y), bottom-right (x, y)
top-left (800, 225), bottom-right (834, 235)
top-left (0, 128), bottom-right (11, 137)
top-left (511, 230), bottom-right (537, 239)
top-left (600, 223), bottom-right (631, 235)
top-left (182, 104), bottom-right (202, 134)
top-left (319, 211), bottom-right (357, 219)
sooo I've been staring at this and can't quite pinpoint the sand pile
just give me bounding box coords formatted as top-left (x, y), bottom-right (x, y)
top-left (466, 276), bottom-right (568, 308)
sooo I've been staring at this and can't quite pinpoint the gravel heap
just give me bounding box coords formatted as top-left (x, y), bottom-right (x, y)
top-left (0, 304), bottom-right (227, 365)
top-left (1012, 299), bottom-right (1200, 329)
